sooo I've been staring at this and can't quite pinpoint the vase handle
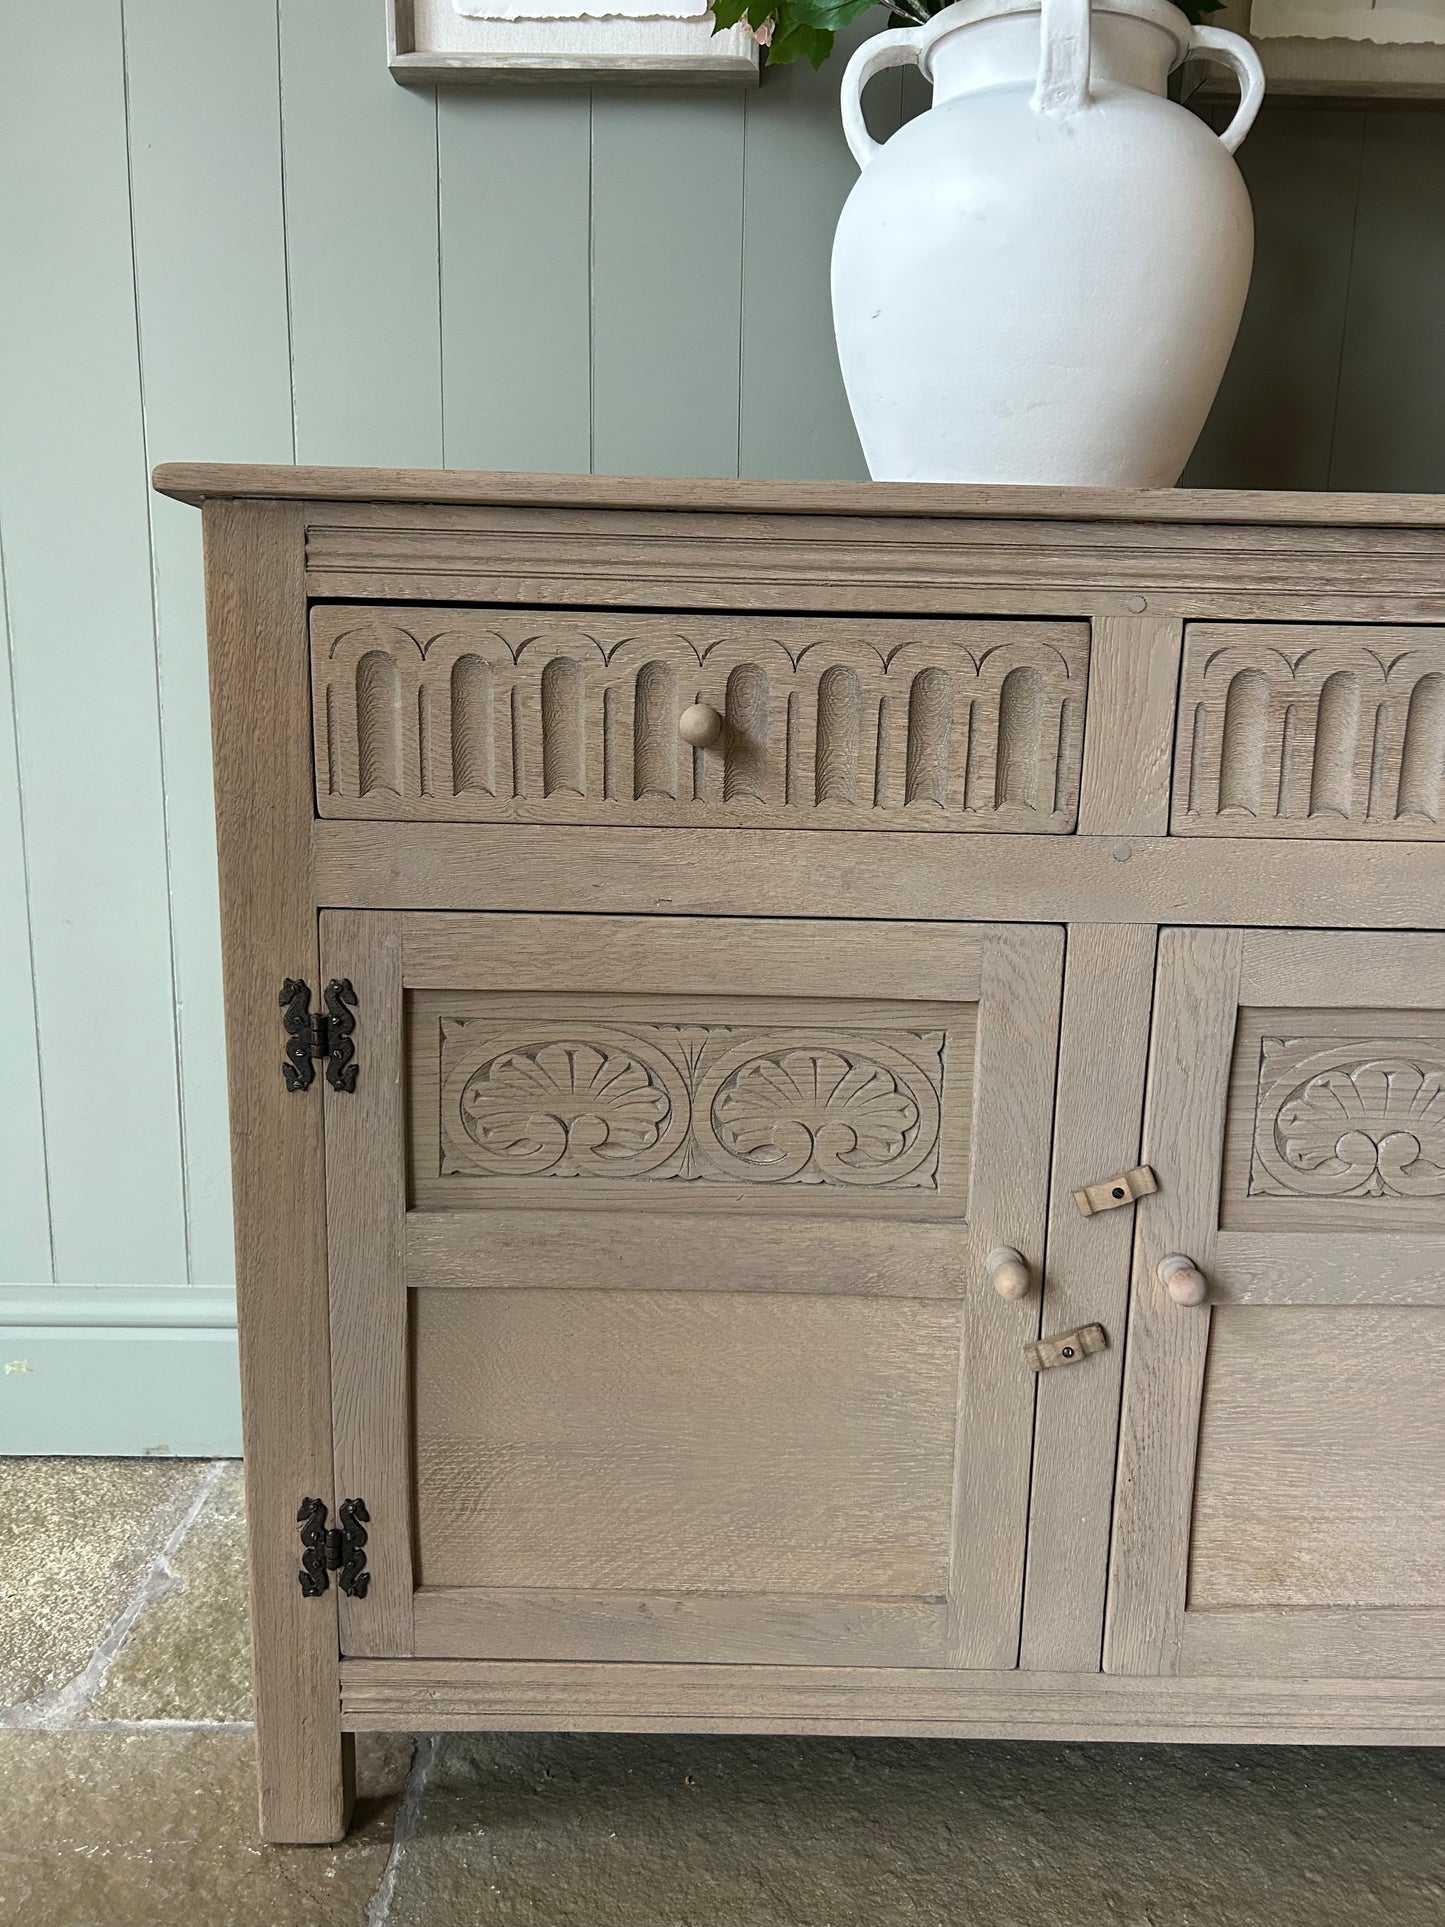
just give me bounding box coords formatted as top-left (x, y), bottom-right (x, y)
top-left (1188, 23), bottom-right (1266, 154)
top-left (839, 25), bottom-right (926, 169)
top-left (1033, 0), bottom-right (1091, 116)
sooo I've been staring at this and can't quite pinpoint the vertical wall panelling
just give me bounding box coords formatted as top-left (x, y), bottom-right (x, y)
top-left (125, 0), bottom-right (298, 1289)
top-left (0, 0), bottom-right (187, 1284)
top-left (739, 31), bottom-right (882, 481)
top-left (1330, 110), bottom-right (1445, 494)
top-left (0, 543), bottom-right (51, 1284)
top-left (591, 92), bottom-right (746, 478)
top-left (1183, 106), bottom-right (1364, 492)
top-left (279, 0), bottom-right (443, 466)
top-left (438, 90), bottom-right (592, 474)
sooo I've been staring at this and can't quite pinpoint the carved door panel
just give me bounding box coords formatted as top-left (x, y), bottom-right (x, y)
top-left (1107, 930), bottom-right (1445, 1681)
top-left (322, 911), bottom-right (1063, 1668)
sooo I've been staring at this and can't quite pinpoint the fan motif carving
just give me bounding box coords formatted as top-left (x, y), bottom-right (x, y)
top-left (703, 1040), bottom-right (938, 1187)
top-left (1250, 1038), bottom-right (1445, 1201)
top-left (457, 1040), bottom-right (684, 1179)
top-left (441, 1020), bottom-right (946, 1190)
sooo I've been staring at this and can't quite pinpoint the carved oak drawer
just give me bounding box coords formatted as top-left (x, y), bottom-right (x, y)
top-left (310, 605), bottom-right (1089, 832)
top-left (1172, 623), bottom-right (1445, 840)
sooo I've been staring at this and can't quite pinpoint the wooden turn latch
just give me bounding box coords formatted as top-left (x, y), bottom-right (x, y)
top-left (1026, 1323), bottom-right (1108, 1372)
top-left (1073, 1165), bottom-right (1157, 1216)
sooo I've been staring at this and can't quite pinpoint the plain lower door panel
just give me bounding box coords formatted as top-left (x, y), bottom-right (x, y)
top-left (1106, 929), bottom-right (1445, 1680)
top-left (322, 911), bottom-right (1064, 1672)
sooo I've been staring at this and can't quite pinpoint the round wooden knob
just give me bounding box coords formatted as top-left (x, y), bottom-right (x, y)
top-left (986, 1247), bottom-right (1031, 1301)
top-left (1159, 1254), bottom-right (1208, 1306)
top-left (678, 703), bottom-right (724, 749)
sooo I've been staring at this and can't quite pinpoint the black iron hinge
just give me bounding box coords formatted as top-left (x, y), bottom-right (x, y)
top-left (297, 1497), bottom-right (370, 1598)
top-left (279, 978), bottom-right (359, 1094)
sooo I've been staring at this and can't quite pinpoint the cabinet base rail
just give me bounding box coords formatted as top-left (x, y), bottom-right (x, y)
top-left (338, 1660), bottom-right (1445, 1746)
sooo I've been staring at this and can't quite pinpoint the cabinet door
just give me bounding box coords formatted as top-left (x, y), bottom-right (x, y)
top-left (322, 912), bottom-right (1062, 1669)
top-left (1107, 930), bottom-right (1445, 1680)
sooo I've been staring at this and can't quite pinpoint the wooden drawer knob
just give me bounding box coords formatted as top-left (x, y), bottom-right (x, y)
top-left (679, 703), bottom-right (724, 749)
top-left (986, 1247), bottom-right (1031, 1300)
top-left (1158, 1253), bottom-right (1207, 1306)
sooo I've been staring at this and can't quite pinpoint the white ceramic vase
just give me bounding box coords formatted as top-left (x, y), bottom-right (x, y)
top-left (830, 0), bottom-right (1265, 487)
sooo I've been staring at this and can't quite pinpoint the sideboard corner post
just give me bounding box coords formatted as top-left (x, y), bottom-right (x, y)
top-left (202, 497), bottom-right (350, 1843)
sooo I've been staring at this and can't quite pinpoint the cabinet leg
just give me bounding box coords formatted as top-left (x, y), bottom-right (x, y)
top-left (256, 1724), bottom-right (355, 1846)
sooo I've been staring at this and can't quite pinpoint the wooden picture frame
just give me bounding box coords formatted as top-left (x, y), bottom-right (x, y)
top-left (1201, 0), bottom-right (1445, 99)
top-left (387, 0), bottom-right (759, 85)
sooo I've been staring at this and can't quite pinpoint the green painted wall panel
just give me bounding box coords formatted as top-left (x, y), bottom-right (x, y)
top-left (0, 1326), bottom-right (241, 1457)
top-left (740, 44), bottom-right (870, 481)
top-left (0, 543), bottom-right (51, 1284)
top-left (124, 0), bottom-right (298, 1289)
top-left (439, 91), bottom-right (592, 473)
top-left (279, 0), bottom-right (443, 466)
top-left (0, 0), bottom-right (187, 1286)
top-left (1330, 111), bottom-right (1445, 493)
top-left (591, 92), bottom-right (746, 478)
top-left (1185, 106), bottom-right (1364, 491)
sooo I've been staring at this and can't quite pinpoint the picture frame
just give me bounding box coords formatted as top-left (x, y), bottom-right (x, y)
top-left (1199, 0), bottom-right (1445, 99)
top-left (387, 0), bottom-right (760, 85)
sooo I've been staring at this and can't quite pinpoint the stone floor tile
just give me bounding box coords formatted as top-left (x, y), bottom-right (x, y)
top-left (92, 1461), bottom-right (251, 1723)
top-left (0, 1458), bottom-right (209, 1713)
top-left (383, 1732), bottom-right (1445, 1927)
top-left (0, 1728), bottom-right (412, 1927)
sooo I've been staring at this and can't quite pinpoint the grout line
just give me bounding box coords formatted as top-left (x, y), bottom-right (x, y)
top-left (0, 1458), bottom-right (228, 1731)
top-left (83, 1717), bottom-right (254, 1733)
top-left (366, 1735), bottom-right (439, 1927)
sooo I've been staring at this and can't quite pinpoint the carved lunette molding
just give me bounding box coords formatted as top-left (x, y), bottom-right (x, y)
top-left (309, 607), bottom-right (1088, 832)
top-left (1249, 1036), bottom-right (1445, 1203)
top-left (1173, 623), bottom-right (1445, 839)
top-left (435, 1020), bottom-right (949, 1194)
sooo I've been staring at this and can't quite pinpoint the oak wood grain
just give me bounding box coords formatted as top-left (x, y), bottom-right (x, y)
top-left (1189, 1305), bottom-right (1445, 1614)
top-left (1076, 616), bottom-right (1184, 837)
top-left (338, 1656), bottom-right (1445, 1743)
top-left (314, 822), bottom-right (1445, 928)
top-left (202, 500), bottom-right (350, 1843)
top-left (946, 924), bottom-right (1063, 1668)
top-left (322, 910), bottom-right (413, 1658)
top-left (1104, 927), bottom-right (1244, 1678)
top-left (152, 462), bottom-right (1445, 527)
top-left (1178, 1608), bottom-right (1445, 1680)
top-left (1021, 923), bottom-right (1155, 1673)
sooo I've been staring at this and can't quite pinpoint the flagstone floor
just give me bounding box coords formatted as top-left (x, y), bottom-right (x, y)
top-left (1, 1456), bottom-right (1442, 1927)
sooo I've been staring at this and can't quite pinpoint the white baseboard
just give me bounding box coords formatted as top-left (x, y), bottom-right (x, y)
top-left (0, 1288), bottom-right (241, 1456)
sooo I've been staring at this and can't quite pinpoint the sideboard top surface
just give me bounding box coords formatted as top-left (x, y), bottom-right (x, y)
top-left (151, 463), bottom-right (1445, 530)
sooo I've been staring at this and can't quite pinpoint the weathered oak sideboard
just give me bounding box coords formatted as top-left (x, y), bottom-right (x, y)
top-left (154, 465), bottom-right (1445, 1843)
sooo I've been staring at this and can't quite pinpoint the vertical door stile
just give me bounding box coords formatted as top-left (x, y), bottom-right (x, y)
top-left (1020, 921), bottom-right (1158, 1674)
top-left (322, 908), bottom-right (414, 1656)
top-left (1104, 927), bottom-right (1244, 1677)
top-left (946, 922), bottom-right (1065, 1669)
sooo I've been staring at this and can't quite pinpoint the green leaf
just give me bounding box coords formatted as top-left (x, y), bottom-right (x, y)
top-left (766, 17), bottom-right (835, 65)
top-left (781, 0), bottom-right (877, 28)
top-left (708, 0), bottom-right (751, 32)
